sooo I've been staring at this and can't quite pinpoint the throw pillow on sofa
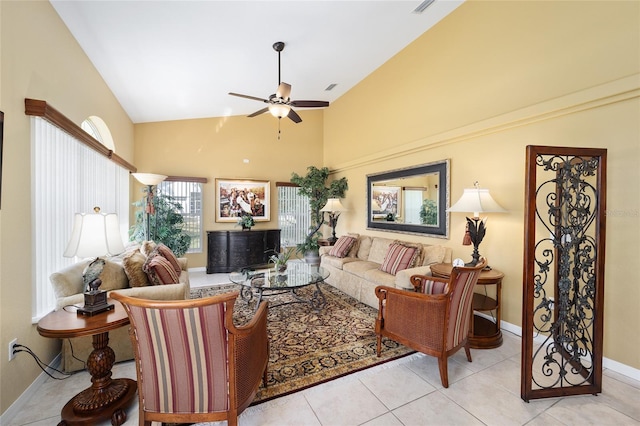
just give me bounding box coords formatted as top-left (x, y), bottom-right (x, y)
top-left (380, 243), bottom-right (420, 275)
top-left (329, 235), bottom-right (357, 258)
top-left (123, 250), bottom-right (151, 287)
top-left (156, 243), bottom-right (182, 274)
top-left (143, 252), bottom-right (181, 285)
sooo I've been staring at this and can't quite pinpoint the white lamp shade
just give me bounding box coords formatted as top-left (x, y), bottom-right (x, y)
top-left (320, 198), bottom-right (346, 212)
top-left (64, 210), bottom-right (125, 258)
top-left (268, 103), bottom-right (291, 118)
top-left (132, 173), bottom-right (167, 186)
top-left (447, 187), bottom-right (506, 217)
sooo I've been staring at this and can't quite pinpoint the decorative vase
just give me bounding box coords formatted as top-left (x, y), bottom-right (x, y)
top-left (242, 225), bottom-right (251, 231)
top-left (277, 264), bottom-right (287, 273)
top-left (304, 250), bottom-right (320, 266)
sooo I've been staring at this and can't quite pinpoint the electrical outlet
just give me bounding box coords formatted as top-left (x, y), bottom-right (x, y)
top-left (8, 338), bottom-right (17, 361)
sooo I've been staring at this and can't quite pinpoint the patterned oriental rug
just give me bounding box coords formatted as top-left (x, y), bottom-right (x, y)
top-left (190, 283), bottom-right (413, 404)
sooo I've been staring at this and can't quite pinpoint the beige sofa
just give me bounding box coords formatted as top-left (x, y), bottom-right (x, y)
top-left (49, 243), bottom-right (190, 372)
top-left (320, 234), bottom-right (452, 308)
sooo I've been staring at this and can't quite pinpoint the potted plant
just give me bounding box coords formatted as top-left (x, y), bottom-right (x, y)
top-left (291, 166), bottom-right (348, 264)
top-left (236, 213), bottom-right (255, 230)
top-left (130, 190), bottom-right (192, 256)
top-left (268, 247), bottom-right (294, 272)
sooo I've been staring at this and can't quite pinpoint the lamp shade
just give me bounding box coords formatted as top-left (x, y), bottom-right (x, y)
top-left (447, 185), bottom-right (506, 217)
top-left (320, 198), bottom-right (347, 212)
top-left (132, 173), bottom-right (167, 186)
top-left (268, 103), bottom-right (291, 118)
top-left (64, 208), bottom-right (125, 258)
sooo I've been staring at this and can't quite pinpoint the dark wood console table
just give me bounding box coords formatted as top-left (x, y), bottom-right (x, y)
top-left (430, 263), bottom-right (504, 349)
top-left (37, 300), bottom-right (136, 425)
top-left (206, 229), bottom-right (281, 273)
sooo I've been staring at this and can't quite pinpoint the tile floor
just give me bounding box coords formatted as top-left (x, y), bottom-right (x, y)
top-left (8, 270), bottom-right (640, 426)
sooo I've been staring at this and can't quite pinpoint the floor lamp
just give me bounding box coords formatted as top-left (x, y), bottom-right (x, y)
top-left (447, 182), bottom-right (506, 266)
top-left (132, 173), bottom-right (167, 241)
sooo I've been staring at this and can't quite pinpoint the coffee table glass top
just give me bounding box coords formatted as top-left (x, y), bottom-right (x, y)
top-left (229, 261), bottom-right (329, 289)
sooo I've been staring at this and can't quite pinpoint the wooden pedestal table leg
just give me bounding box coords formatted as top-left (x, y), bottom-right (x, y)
top-left (58, 332), bottom-right (137, 426)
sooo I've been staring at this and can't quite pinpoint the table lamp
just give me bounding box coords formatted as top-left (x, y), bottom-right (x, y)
top-left (64, 207), bottom-right (125, 316)
top-left (447, 182), bottom-right (506, 266)
top-left (320, 198), bottom-right (347, 245)
top-left (132, 172), bottom-right (167, 241)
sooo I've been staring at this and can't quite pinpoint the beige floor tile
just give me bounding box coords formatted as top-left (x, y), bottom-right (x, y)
top-left (444, 368), bottom-right (555, 425)
top-left (524, 412), bottom-right (569, 425)
top-left (393, 391), bottom-right (484, 425)
top-left (361, 412), bottom-right (404, 426)
top-left (475, 356), bottom-right (521, 396)
top-left (304, 378), bottom-right (388, 426)
top-left (543, 394), bottom-right (639, 425)
top-left (405, 353), bottom-right (475, 389)
top-left (360, 364), bottom-right (435, 410)
top-left (238, 394), bottom-right (321, 426)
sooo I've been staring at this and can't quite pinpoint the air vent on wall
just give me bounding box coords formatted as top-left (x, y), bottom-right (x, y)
top-left (413, 0), bottom-right (435, 14)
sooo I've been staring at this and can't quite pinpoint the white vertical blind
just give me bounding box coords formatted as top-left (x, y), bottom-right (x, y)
top-left (32, 117), bottom-right (129, 321)
top-left (157, 180), bottom-right (203, 253)
top-left (277, 185), bottom-right (310, 248)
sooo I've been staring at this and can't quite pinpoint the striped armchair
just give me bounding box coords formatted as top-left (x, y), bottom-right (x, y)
top-left (374, 259), bottom-right (486, 388)
top-left (111, 291), bottom-right (268, 426)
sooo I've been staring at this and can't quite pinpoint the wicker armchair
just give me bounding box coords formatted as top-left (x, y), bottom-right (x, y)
top-left (375, 259), bottom-right (486, 388)
top-left (111, 291), bottom-right (268, 426)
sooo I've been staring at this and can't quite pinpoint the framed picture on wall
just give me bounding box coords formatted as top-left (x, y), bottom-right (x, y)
top-left (371, 185), bottom-right (401, 220)
top-left (215, 178), bottom-right (270, 222)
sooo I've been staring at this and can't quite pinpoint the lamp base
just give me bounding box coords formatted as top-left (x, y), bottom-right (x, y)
top-left (78, 290), bottom-right (113, 316)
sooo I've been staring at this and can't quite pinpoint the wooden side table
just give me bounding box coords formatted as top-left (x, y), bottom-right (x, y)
top-left (430, 263), bottom-right (504, 349)
top-left (37, 299), bottom-right (137, 425)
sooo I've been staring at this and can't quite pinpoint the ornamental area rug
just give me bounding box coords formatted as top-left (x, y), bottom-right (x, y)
top-left (190, 282), bottom-right (413, 404)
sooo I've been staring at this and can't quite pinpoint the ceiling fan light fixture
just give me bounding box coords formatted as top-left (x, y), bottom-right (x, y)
top-left (268, 103), bottom-right (291, 118)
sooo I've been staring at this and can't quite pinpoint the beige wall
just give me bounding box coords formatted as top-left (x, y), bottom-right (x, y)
top-left (1, 0), bottom-right (639, 418)
top-left (324, 1), bottom-right (640, 369)
top-left (133, 111), bottom-right (324, 267)
top-left (0, 1), bottom-right (135, 414)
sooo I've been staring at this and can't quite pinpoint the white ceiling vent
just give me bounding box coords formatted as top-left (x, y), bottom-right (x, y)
top-left (413, 0), bottom-right (436, 14)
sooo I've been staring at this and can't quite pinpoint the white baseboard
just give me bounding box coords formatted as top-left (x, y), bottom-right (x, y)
top-left (498, 318), bottom-right (640, 382)
top-left (188, 266), bottom-right (206, 272)
top-left (0, 353), bottom-right (61, 425)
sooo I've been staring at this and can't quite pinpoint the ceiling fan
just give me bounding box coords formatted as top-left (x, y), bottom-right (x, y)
top-left (229, 41), bottom-right (330, 124)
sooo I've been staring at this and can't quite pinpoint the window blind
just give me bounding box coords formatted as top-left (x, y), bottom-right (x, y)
top-left (277, 183), bottom-right (310, 248)
top-left (32, 117), bottom-right (129, 321)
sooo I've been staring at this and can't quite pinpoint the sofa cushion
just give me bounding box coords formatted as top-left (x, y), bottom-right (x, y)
top-left (329, 235), bottom-right (356, 258)
top-left (97, 260), bottom-right (129, 291)
top-left (144, 253), bottom-right (181, 285)
top-left (49, 261), bottom-right (88, 299)
top-left (156, 243), bottom-right (182, 274)
top-left (140, 240), bottom-right (157, 257)
top-left (346, 233), bottom-right (360, 257)
top-left (322, 255), bottom-right (360, 270)
top-left (367, 237), bottom-right (395, 264)
top-left (380, 243), bottom-right (419, 275)
top-left (123, 250), bottom-right (151, 287)
top-left (421, 244), bottom-right (448, 266)
top-left (363, 268), bottom-right (396, 287)
top-left (356, 236), bottom-right (373, 260)
top-left (343, 260), bottom-right (380, 278)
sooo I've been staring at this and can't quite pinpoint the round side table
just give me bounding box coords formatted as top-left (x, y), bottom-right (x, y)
top-left (37, 299), bottom-right (137, 425)
top-left (430, 263), bottom-right (505, 349)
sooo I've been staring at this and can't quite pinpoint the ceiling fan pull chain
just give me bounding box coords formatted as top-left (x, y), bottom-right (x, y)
top-left (278, 118), bottom-right (282, 140)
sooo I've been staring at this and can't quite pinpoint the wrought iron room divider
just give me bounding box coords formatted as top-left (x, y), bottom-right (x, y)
top-left (521, 145), bottom-right (607, 401)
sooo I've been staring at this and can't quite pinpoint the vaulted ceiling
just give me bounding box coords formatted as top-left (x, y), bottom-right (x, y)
top-left (51, 1), bottom-right (463, 124)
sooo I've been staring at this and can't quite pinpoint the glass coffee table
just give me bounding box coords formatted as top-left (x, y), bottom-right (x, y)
top-left (229, 261), bottom-right (329, 311)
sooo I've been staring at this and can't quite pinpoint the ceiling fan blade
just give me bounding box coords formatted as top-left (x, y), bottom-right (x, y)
top-left (248, 107), bottom-right (269, 118)
top-left (288, 108), bottom-right (302, 123)
top-left (229, 92), bottom-right (269, 103)
top-left (276, 82), bottom-right (291, 100)
top-left (290, 100), bottom-right (330, 108)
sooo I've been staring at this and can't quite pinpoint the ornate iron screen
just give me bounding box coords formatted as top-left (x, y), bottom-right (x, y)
top-left (521, 145), bottom-right (607, 401)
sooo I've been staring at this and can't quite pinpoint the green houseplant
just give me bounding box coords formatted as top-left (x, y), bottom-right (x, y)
top-left (268, 246), bottom-right (294, 272)
top-left (236, 213), bottom-right (255, 230)
top-left (290, 166), bottom-right (348, 262)
top-left (129, 190), bottom-right (192, 256)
